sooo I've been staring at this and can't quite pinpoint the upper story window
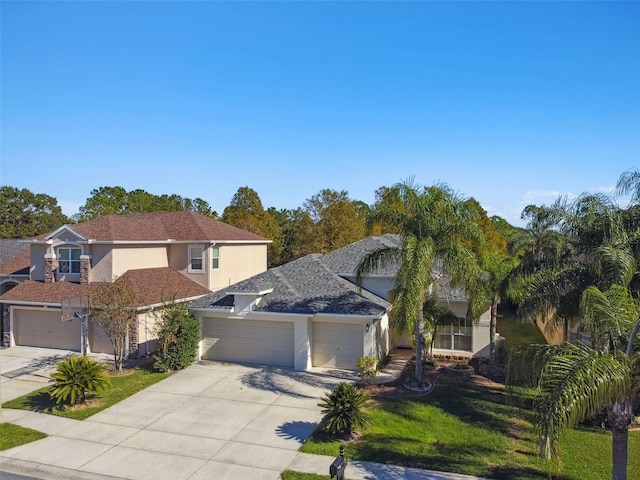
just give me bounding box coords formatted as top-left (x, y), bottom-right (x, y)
top-left (211, 246), bottom-right (220, 269)
top-left (58, 247), bottom-right (81, 274)
top-left (189, 245), bottom-right (204, 273)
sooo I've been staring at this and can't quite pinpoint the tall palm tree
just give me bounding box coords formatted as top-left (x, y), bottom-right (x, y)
top-left (355, 179), bottom-right (481, 381)
top-left (508, 297), bottom-right (640, 480)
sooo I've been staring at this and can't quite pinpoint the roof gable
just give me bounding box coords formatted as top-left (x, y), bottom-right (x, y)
top-left (191, 253), bottom-right (390, 316)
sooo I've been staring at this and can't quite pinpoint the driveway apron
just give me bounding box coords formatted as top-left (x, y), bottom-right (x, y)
top-left (0, 360), bottom-right (342, 480)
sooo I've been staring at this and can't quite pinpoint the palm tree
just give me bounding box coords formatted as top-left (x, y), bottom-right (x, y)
top-left (507, 173), bottom-right (640, 479)
top-left (508, 303), bottom-right (640, 480)
top-left (508, 193), bottom-right (635, 342)
top-left (356, 179), bottom-right (481, 381)
top-left (467, 251), bottom-right (518, 372)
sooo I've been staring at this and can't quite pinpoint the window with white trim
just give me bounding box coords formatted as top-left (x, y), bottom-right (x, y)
top-left (211, 246), bottom-right (219, 269)
top-left (433, 317), bottom-right (472, 352)
top-left (189, 245), bottom-right (204, 273)
top-left (58, 247), bottom-right (81, 274)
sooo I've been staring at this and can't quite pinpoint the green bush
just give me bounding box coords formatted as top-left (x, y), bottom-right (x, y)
top-left (318, 382), bottom-right (369, 435)
top-left (49, 356), bottom-right (111, 405)
top-left (357, 356), bottom-right (379, 386)
top-left (154, 305), bottom-right (200, 372)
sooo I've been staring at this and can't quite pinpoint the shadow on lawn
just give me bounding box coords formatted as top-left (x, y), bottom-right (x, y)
top-left (421, 376), bottom-right (535, 436)
top-left (18, 390), bottom-right (61, 414)
top-left (486, 465), bottom-right (574, 480)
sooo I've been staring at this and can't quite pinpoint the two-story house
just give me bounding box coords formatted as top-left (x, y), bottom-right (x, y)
top-left (190, 234), bottom-right (491, 371)
top-left (0, 211), bottom-right (270, 356)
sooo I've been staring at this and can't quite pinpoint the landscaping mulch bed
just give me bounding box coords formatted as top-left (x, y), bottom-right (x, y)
top-left (364, 354), bottom-right (503, 400)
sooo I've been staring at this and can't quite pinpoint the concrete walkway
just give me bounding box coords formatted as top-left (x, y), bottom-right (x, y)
top-left (1, 348), bottom-right (490, 480)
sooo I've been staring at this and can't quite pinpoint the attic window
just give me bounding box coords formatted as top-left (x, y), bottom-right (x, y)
top-left (189, 245), bottom-right (204, 273)
top-left (58, 247), bottom-right (81, 274)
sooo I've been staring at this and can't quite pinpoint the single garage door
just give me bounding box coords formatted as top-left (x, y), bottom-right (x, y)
top-left (312, 322), bottom-right (363, 370)
top-left (14, 309), bottom-right (81, 350)
top-left (90, 322), bottom-right (113, 354)
top-left (201, 318), bottom-right (294, 368)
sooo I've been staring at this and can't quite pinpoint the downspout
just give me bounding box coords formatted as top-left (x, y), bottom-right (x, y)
top-left (145, 311), bottom-right (150, 357)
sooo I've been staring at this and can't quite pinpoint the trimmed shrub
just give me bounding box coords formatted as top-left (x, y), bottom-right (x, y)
top-left (318, 382), bottom-right (369, 435)
top-left (154, 305), bottom-right (200, 372)
top-left (49, 356), bottom-right (111, 405)
top-left (357, 356), bottom-right (379, 386)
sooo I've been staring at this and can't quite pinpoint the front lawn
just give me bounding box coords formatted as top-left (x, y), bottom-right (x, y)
top-left (301, 375), bottom-right (640, 480)
top-left (2, 367), bottom-right (170, 420)
top-left (0, 423), bottom-right (47, 451)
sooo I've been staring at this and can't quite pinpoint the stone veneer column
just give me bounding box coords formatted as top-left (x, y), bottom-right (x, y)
top-left (80, 255), bottom-right (92, 284)
top-left (129, 317), bottom-right (139, 358)
top-left (44, 253), bottom-right (56, 283)
top-left (2, 304), bottom-right (10, 347)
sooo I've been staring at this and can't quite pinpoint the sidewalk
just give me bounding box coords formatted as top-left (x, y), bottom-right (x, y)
top-left (288, 452), bottom-right (492, 480)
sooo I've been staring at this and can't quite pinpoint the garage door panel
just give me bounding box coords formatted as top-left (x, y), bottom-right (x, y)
top-left (202, 318), bottom-right (294, 368)
top-left (312, 322), bottom-right (363, 370)
top-left (15, 309), bottom-right (80, 350)
top-left (90, 323), bottom-right (113, 354)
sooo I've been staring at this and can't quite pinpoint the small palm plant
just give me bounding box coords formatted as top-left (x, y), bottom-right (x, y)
top-left (49, 356), bottom-right (111, 406)
top-left (318, 382), bottom-right (369, 435)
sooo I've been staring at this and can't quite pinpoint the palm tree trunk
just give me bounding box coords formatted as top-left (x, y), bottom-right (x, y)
top-left (489, 298), bottom-right (498, 369)
top-left (415, 303), bottom-right (424, 381)
top-left (609, 400), bottom-right (632, 480)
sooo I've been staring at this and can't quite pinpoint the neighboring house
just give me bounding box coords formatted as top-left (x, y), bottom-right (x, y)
top-left (190, 234), bottom-right (491, 371)
top-left (0, 211), bottom-right (270, 355)
top-left (0, 239), bottom-right (31, 340)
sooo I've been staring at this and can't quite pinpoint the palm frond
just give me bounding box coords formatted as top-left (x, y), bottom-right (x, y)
top-left (535, 344), bottom-right (631, 459)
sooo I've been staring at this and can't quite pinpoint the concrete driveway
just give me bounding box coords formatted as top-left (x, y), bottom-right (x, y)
top-left (0, 358), bottom-right (344, 480)
top-left (1, 346), bottom-right (112, 404)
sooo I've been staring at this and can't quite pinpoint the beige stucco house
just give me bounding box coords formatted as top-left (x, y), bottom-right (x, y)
top-left (190, 234), bottom-right (492, 372)
top-left (0, 211), bottom-right (270, 356)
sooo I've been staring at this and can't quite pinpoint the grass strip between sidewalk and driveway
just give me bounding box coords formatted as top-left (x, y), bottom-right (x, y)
top-left (280, 471), bottom-right (335, 480)
top-left (0, 423), bottom-right (47, 451)
top-left (2, 367), bottom-right (170, 420)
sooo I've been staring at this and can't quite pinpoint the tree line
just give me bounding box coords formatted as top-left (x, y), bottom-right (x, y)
top-left (0, 183), bottom-right (515, 267)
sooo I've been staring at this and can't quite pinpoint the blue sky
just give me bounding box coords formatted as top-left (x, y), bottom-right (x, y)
top-left (2, 1), bottom-right (638, 226)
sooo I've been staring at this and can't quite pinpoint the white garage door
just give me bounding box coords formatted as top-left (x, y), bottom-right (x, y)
top-left (14, 309), bottom-right (80, 351)
top-left (201, 318), bottom-right (294, 368)
top-left (312, 322), bottom-right (363, 370)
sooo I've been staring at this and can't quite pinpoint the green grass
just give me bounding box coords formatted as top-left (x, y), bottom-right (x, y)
top-left (301, 376), bottom-right (640, 480)
top-left (2, 367), bottom-right (170, 420)
top-left (0, 423), bottom-right (47, 451)
top-left (280, 471), bottom-right (334, 480)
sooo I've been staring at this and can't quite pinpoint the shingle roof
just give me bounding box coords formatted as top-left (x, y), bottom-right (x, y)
top-left (0, 240), bottom-right (30, 275)
top-left (190, 254), bottom-right (390, 316)
top-left (0, 267), bottom-right (210, 307)
top-left (321, 234), bottom-right (401, 276)
top-left (36, 211), bottom-right (268, 243)
top-left (190, 233), bottom-right (472, 316)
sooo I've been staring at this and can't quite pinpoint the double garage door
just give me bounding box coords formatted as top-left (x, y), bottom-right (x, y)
top-left (201, 318), bottom-right (294, 368)
top-left (13, 309), bottom-right (113, 353)
top-left (14, 309), bottom-right (81, 350)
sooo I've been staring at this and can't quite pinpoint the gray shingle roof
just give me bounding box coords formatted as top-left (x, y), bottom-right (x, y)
top-left (190, 233), bottom-right (471, 317)
top-left (321, 234), bottom-right (401, 276)
top-left (190, 253), bottom-right (390, 316)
